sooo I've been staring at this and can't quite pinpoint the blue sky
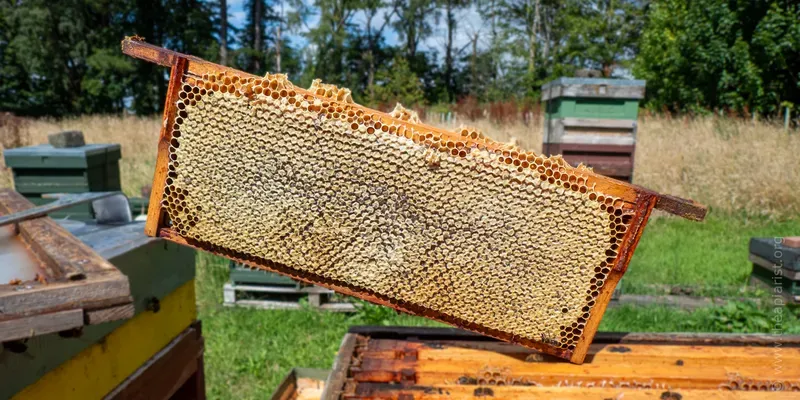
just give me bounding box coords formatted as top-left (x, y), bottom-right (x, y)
top-left (225, 0), bottom-right (488, 66)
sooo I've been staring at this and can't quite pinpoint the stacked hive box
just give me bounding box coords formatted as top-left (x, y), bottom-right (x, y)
top-left (542, 78), bottom-right (645, 182)
top-left (3, 143), bottom-right (122, 220)
top-left (1, 217), bottom-right (202, 399)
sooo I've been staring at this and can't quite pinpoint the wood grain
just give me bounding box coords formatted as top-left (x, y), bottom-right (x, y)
top-left (0, 309), bottom-right (83, 342)
top-left (144, 58), bottom-right (187, 236)
top-left (104, 323), bottom-right (203, 400)
top-left (85, 303), bottom-right (135, 325)
top-left (347, 384), bottom-right (797, 400)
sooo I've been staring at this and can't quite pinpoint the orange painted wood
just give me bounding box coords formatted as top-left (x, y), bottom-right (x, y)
top-left (344, 384), bottom-right (798, 400)
top-left (144, 57), bottom-right (187, 237)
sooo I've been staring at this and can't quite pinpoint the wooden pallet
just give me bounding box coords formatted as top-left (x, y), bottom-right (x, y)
top-left (323, 326), bottom-right (800, 399)
top-left (223, 282), bottom-right (355, 312)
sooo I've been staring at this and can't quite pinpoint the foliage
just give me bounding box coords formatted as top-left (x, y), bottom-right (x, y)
top-left (1, 0), bottom-right (798, 117)
top-left (0, 0), bottom-right (218, 117)
top-left (368, 57), bottom-right (426, 107)
top-left (634, 0), bottom-right (800, 115)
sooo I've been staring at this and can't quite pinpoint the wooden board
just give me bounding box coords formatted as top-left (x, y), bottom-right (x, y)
top-left (326, 327), bottom-right (800, 399)
top-left (104, 321), bottom-right (205, 400)
top-left (0, 189), bottom-right (132, 342)
top-left (121, 38), bottom-right (707, 364)
top-left (11, 280), bottom-right (196, 400)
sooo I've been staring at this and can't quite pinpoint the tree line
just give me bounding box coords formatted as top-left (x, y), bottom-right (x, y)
top-left (0, 0), bottom-right (797, 117)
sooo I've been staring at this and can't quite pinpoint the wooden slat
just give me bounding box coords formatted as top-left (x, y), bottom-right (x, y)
top-left (322, 334), bottom-right (359, 400)
top-left (358, 339), bottom-right (800, 367)
top-left (351, 358), bottom-right (790, 389)
top-left (0, 274), bottom-right (130, 321)
top-left (0, 309), bottom-right (83, 342)
top-left (85, 303), bottom-right (135, 325)
top-left (345, 383), bottom-right (797, 400)
top-left (0, 189), bottom-right (122, 279)
top-left (144, 57), bottom-right (187, 236)
top-left (593, 331), bottom-right (800, 346)
top-left (0, 192), bottom-right (118, 227)
top-left (104, 323), bottom-right (203, 400)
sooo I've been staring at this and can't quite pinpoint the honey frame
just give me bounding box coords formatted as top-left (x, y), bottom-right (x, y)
top-left (122, 38), bottom-right (706, 364)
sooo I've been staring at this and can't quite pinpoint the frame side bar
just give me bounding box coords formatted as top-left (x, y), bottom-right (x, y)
top-left (569, 192), bottom-right (658, 363)
top-left (144, 57), bottom-right (187, 237)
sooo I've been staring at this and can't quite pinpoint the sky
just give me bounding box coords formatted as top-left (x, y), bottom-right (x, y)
top-left (226, 0), bottom-right (488, 67)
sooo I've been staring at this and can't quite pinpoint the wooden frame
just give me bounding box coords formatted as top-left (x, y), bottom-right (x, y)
top-left (122, 38), bottom-right (706, 364)
top-left (324, 326), bottom-right (800, 400)
top-left (0, 189), bottom-right (132, 342)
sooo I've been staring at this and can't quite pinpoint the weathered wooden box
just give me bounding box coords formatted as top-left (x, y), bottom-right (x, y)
top-left (3, 143), bottom-right (122, 220)
top-left (323, 326), bottom-right (800, 399)
top-left (749, 237), bottom-right (800, 303)
top-left (542, 78), bottom-right (645, 182)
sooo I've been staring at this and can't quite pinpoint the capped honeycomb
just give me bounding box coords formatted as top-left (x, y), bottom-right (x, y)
top-left (162, 71), bottom-right (634, 354)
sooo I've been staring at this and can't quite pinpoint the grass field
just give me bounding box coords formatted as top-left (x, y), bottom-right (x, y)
top-left (2, 114), bottom-right (799, 398)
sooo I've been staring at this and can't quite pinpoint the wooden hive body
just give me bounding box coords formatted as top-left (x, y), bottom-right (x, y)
top-left (122, 39), bottom-right (706, 364)
top-left (324, 327), bottom-right (800, 399)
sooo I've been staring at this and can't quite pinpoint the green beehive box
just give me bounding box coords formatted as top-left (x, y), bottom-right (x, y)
top-left (749, 238), bottom-right (800, 303)
top-left (229, 260), bottom-right (297, 286)
top-left (542, 78), bottom-right (646, 182)
top-left (3, 143), bottom-right (122, 220)
top-left (542, 77), bottom-right (646, 120)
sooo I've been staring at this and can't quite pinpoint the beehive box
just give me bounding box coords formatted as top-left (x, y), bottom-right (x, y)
top-left (542, 78), bottom-right (645, 182)
top-left (749, 237), bottom-right (800, 303)
top-left (3, 143), bottom-right (122, 220)
top-left (122, 38), bottom-right (705, 364)
top-left (323, 326), bottom-right (800, 399)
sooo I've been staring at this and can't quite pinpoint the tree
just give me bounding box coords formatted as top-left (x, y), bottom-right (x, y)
top-left (392, 0), bottom-right (436, 62)
top-left (436, 0), bottom-right (470, 102)
top-left (634, 0), bottom-right (800, 115)
top-left (360, 0), bottom-right (398, 99)
top-left (572, 0), bottom-right (643, 77)
top-left (292, 0), bottom-right (361, 87)
top-left (0, 0), bottom-right (218, 116)
top-left (219, 0), bottom-right (229, 65)
top-left (370, 57), bottom-right (425, 107)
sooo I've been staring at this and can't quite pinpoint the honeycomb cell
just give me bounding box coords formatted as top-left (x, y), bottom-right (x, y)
top-left (163, 71), bottom-right (635, 352)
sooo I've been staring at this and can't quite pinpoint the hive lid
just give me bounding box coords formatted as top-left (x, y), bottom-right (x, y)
top-left (0, 189), bottom-right (133, 342)
top-left (3, 143), bottom-right (122, 169)
top-left (542, 77), bottom-right (646, 101)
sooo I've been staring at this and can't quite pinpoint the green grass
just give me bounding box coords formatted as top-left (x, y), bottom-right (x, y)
top-left (621, 214), bottom-right (800, 296)
top-left (194, 214), bottom-right (800, 399)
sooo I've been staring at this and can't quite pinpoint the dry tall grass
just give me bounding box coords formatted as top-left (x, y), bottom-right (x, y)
top-left (1, 114), bottom-right (797, 218)
top-left (0, 115), bottom-right (160, 197)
